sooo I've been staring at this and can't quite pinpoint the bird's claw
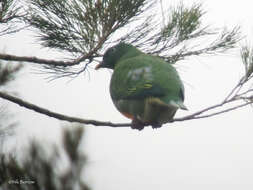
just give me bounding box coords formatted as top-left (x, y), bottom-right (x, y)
top-left (131, 119), bottom-right (145, 131)
top-left (131, 119), bottom-right (162, 130)
top-left (151, 122), bottom-right (162, 129)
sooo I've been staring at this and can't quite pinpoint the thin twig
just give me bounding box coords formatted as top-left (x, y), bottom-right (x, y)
top-left (236, 89), bottom-right (253, 97)
top-left (173, 97), bottom-right (238, 122)
top-left (193, 101), bottom-right (252, 119)
top-left (159, 0), bottom-right (165, 28)
top-left (223, 76), bottom-right (245, 102)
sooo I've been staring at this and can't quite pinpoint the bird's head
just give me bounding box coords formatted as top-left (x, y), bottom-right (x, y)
top-left (95, 43), bottom-right (138, 70)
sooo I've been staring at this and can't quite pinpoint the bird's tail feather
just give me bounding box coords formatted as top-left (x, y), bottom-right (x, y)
top-left (169, 100), bottom-right (188, 110)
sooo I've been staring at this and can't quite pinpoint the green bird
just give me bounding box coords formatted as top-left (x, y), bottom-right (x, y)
top-left (96, 43), bottom-right (187, 130)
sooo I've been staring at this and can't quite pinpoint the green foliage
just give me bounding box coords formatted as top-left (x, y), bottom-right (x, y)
top-left (0, 0), bottom-right (23, 36)
top-left (0, 105), bottom-right (16, 147)
top-left (161, 3), bottom-right (204, 42)
top-left (241, 45), bottom-right (253, 79)
top-left (21, 0), bottom-right (241, 78)
top-left (26, 0), bottom-right (151, 55)
top-left (0, 62), bottom-right (22, 142)
top-left (125, 3), bottom-right (241, 63)
top-left (0, 126), bottom-right (90, 190)
top-left (0, 63), bottom-right (23, 86)
top-left (0, 0), bottom-right (20, 23)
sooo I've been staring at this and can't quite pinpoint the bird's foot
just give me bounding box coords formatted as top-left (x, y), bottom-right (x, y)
top-left (131, 119), bottom-right (162, 130)
top-left (131, 119), bottom-right (145, 131)
top-left (151, 122), bottom-right (162, 129)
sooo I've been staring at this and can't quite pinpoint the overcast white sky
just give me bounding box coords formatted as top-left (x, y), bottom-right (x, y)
top-left (1, 0), bottom-right (253, 190)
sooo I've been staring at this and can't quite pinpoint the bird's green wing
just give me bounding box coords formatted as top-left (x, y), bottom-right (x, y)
top-left (110, 55), bottom-right (183, 102)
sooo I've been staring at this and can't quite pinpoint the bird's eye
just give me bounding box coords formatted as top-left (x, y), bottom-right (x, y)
top-left (110, 47), bottom-right (116, 53)
top-left (104, 45), bottom-right (117, 58)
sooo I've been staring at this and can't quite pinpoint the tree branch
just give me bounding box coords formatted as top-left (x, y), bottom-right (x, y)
top-left (0, 91), bottom-right (251, 128)
top-left (0, 53), bottom-right (76, 66)
top-left (193, 101), bottom-right (252, 119)
top-left (0, 51), bottom-right (101, 67)
top-left (0, 91), bottom-right (130, 127)
top-left (173, 100), bottom-right (252, 122)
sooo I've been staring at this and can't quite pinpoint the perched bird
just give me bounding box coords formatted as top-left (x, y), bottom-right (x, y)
top-left (96, 43), bottom-right (187, 130)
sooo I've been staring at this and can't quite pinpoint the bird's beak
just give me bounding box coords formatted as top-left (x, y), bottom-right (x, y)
top-left (95, 61), bottom-right (103, 70)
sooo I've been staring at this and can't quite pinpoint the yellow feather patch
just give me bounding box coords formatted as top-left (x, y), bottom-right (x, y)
top-left (143, 83), bottom-right (152, 88)
top-left (127, 87), bottom-right (137, 93)
top-left (146, 97), bottom-right (168, 108)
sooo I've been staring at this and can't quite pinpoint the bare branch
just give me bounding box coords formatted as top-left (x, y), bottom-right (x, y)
top-left (193, 101), bottom-right (252, 119)
top-left (223, 76), bottom-right (246, 103)
top-left (0, 52), bottom-right (99, 67)
top-left (173, 99), bottom-right (252, 122)
top-left (0, 91), bottom-right (130, 127)
top-left (0, 90), bottom-right (251, 129)
top-left (0, 53), bottom-right (75, 66)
